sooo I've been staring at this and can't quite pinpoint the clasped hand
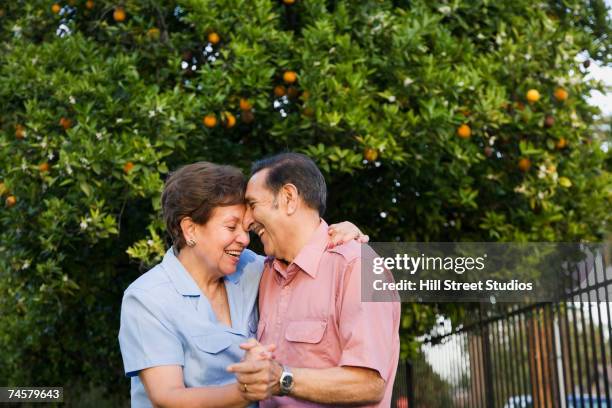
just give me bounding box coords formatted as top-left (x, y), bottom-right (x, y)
top-left (227, 338), bottom-right (282, 402)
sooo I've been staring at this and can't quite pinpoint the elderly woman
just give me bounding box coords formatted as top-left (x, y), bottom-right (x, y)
top-left (118, 162), bottom-right (365, 408)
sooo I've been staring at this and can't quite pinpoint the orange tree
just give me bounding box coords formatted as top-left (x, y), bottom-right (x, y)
top-left (0, 0), bottom-right (610, 394)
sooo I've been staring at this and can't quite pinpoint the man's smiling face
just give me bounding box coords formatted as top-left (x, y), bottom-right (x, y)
top-left (243, 169), bottom-right (285, 259)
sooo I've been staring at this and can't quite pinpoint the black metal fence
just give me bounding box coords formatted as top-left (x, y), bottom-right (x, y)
top-left (395, 247), bottom-right (612, 408)
top-left (392, 360), bottom-right (414, 408)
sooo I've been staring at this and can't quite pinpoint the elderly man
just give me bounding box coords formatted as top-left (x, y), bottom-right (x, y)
top-left (228, 152), bottom-right (400, 407)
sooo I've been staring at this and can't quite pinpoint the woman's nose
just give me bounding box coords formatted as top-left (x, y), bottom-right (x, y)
top-left (236, 227), bottom-right (250, 247)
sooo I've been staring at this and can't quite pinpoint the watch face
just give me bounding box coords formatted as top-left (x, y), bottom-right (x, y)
top-left (281, 375), bottom-right (292, 388)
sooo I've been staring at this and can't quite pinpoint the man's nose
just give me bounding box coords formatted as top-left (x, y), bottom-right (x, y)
top-left (243, 206), bottom-right (254, 232)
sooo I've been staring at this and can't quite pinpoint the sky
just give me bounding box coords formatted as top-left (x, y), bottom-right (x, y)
top-left (590, 0), bottom-right (612, 116)
top-left (586, 57), bottom-right (612, 116)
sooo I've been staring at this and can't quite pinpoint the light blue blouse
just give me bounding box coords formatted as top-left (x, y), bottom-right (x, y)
top-left (118, 248), bottom-right (264, 408)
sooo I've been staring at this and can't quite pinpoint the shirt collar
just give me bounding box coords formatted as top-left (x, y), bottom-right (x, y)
top-left (162, 248), bottom-right (201, 296)
top-left (275, 219), bottom-right (329, 279)
top-left (161, 247), bottom-right (245, 296)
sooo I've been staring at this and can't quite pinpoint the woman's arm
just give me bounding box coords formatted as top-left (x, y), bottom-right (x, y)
top-left (139, 341), bottom-right (276, 408)
top-left (327, 221), bottom-right (369, 248)
top-left (140, 365), bottom-right (249, 408)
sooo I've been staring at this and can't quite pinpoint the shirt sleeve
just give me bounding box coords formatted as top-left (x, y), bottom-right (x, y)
top-left (337, 257), bottom-right (399, 379)
top-left (118, 289), bottom-right (184, 377)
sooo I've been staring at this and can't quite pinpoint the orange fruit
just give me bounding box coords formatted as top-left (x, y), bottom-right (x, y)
top-left (147, 28), bottom-right (160, 39)
top-left (123, 161), bottom-right (134, 173)
top-left (526, 89), bottom-right (540, 103)
top-left (555, 137), bottom-right (568, 149)
top-left (239, 98), bottom-right (252, 111)
top-left (363, 148), bottom-right (379, 162)
top-left (283, 71), bottom-right (297, 84)
top-left (301, 90), bottom-right (310, 101)
top-left (283, 0), bottom-right (296, 4)
top-left (302, 107), bottom-right (314, 117)
top-left (287, 86), bottom-right (299, 99)
top-left (51, 3), bottom-right (61, 13)
top-left (554, 87), bottom-right (568, 102)
top-left (39, 163), bottom-right (50, 172)
top-left (113, 7), bottom-right (126, 22)
top-left (5, 195), bottom-right (16, 208)
top-left (456, 124), bottom-right (471, 139)
top-left (223, 112), bottom-right (236, 128)
top-left (203, 114), bottom-right (217, 128)
top-left (544, 115), bottom-right (555, 128)
top-left (274, 85), bottom-right (287, 97)
top-left (15, 124), bottom-right (25, 139)
top-left (518, 158), bottom-right (531, 172)
top-left (241, 110), bottom-right (254, 124)
top-left (85, 0), bottom-right (94, 9)
top-left (59, 117), bottom-right (72, 130)
top-left (208, 32), bottom-right (220, 45)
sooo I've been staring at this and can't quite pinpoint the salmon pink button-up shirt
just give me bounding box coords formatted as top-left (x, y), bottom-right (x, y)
top-left (257, 220), bottom-right (400, 408)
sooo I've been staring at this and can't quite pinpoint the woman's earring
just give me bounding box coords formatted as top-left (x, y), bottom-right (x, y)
top-left (187, 239), bottom-right (196, 247)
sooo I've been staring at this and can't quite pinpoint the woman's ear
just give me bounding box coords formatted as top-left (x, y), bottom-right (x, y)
top-left (179, 217), bottom-right (195, 244)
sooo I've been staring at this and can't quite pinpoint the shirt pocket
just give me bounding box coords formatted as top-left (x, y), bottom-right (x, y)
top-left (186, 332), bottom-right (237, 386)
top-left (284, 319), bottom-right (327, 344)
top-left (193, 333), bottom-right (233, 354)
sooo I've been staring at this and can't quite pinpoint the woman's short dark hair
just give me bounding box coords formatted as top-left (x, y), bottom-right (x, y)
top-left (161, 162), bottom-right (246, 250)
top-left (250, 152), bottom-right (327, 216)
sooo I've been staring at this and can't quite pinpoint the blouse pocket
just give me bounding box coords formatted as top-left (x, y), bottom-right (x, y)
top-left (193, 333), bottom-right (233, 354)
top-left (186, 332), bottom-right (238, 387)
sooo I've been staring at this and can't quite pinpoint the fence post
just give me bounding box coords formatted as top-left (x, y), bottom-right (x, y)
top-left (405, 359), bottom-right (414, 408)
top-left (481, 323), bottom-right (496, 408)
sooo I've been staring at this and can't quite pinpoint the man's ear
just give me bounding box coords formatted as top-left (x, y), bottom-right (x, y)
top-left (281, 183), bottom-right (299, 215)
top-left (179, 217), bottom-right (196, 243)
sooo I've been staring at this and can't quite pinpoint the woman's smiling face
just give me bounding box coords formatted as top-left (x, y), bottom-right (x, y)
top-left (191, 204), bottom-right (250, 277)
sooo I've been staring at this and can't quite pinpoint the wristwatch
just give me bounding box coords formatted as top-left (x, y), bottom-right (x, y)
top-left (279, 365), bottom-right (294, 396)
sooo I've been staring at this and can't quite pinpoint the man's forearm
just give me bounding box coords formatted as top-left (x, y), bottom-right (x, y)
top-left (288, 366), bottom-right (385, 405)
